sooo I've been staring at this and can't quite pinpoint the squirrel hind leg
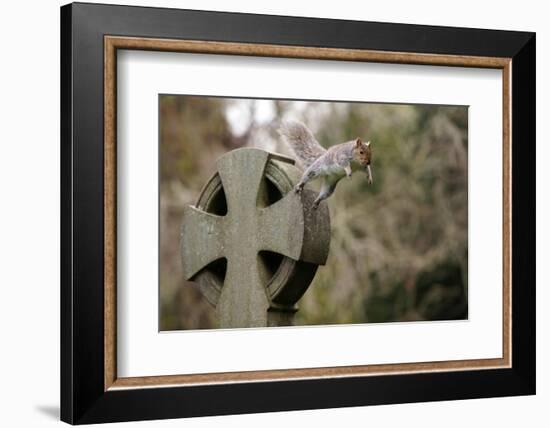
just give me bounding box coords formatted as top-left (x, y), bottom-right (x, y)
top-left (295, 164), bottom-right (322, 193)
top-left (313, 180), bottom-right (338, 208)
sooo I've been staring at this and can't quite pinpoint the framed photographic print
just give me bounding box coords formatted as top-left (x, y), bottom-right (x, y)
top-left (60, 2), bottom-right (535, 424)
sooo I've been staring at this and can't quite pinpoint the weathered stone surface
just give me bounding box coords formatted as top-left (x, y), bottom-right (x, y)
top-left (180, 148), bottom-right (330, 328)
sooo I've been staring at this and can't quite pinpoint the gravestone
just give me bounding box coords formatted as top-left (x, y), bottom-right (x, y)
top-left (181, 148), bottom-right (330, 328)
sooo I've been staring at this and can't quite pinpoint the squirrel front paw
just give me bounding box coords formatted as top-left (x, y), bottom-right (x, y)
top-left (344, 164), bottom-right (353, 178)
top-left (294, 183), bottom-right (304, 194)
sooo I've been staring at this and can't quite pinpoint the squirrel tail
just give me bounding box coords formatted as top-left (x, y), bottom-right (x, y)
top-left (279, 120), bottom-right (326, 169)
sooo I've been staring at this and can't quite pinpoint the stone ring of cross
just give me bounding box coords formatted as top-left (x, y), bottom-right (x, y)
top-left (181, 148), bottom-right (331, 328)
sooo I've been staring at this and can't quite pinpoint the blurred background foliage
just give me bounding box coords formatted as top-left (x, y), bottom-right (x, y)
top-left (159, 95), bottom-right (468, 330)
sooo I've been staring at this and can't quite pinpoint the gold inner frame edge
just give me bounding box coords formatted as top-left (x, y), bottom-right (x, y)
top-left (104, 36), bottom-right (512, 391)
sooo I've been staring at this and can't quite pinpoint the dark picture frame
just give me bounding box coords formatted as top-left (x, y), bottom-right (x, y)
top-left (61, 2), bottom-right (535, 424)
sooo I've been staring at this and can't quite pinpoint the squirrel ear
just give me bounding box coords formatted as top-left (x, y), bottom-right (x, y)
top-left (355, 138), bottom-right (362, 147)
top-left (366, 141), bottom-right (371, 147)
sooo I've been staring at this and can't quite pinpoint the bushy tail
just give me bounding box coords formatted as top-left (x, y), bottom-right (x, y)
top-left (279, 120), bottom-right (326, 168)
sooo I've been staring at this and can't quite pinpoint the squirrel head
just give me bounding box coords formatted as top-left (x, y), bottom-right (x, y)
top-left (353, 138), bottom-right (372, 167)
top-left (354, 139), bottom-right (373, 184)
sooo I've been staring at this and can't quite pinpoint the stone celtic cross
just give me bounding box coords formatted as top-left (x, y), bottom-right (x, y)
top-left (181, 148), bottom-right (330, 328)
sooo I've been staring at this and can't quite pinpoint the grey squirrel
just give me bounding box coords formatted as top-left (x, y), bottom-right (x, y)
top-left (279, 120), bottom-right (373, 208)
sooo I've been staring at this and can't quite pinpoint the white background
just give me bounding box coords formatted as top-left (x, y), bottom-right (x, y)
top-left (0, 0), bottom-right (546, 427)
top-left (118, 51), bottom-right (503, 377)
